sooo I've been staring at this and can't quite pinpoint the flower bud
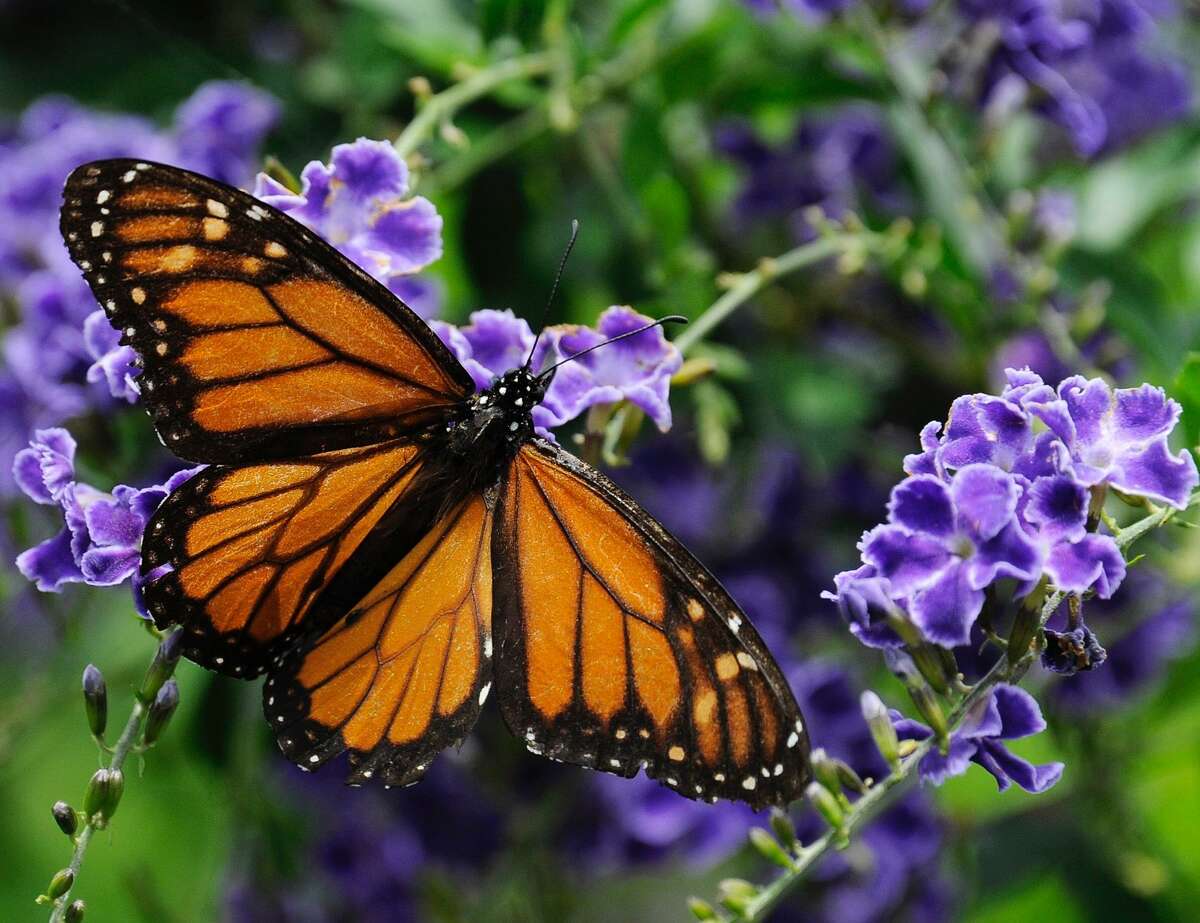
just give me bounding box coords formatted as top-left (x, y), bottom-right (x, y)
top-left (143, 679), bottom-right (180, 746)
top-left (907, 684), bottom-right (949, 754)
top-left (1009, 582), bottom-right (1049, 666)
top-left (138, 629), bottom-right (182, 704)
top-left (908, 642), bottom-right (951, 694)
top-left (47, 868), bottom-right (74, 899)
top-left (52, 801), bottom-right (78, 837)
top-left (83, 768), bottom-right (124, 827)
top-left (861, 690), bottom-right (900, 770)
top-left (716, 878), bottom-right (757, 916)
top-left (687, 897), bottom-right (718, 921)
top-left (769, 807), bottom-right (797, 851)
top-left (749, 827), bottom-right (794, 869)
top-left (896, 739), bottom-right (920, 759)
top-left (811, 748), bottom-right (841, 796)
top-left (806, 781), bottom-right (844, 832)
top-left (65, 899), bottom-right (86, 922)
top-left (82, 665), bottom-right (107, 740)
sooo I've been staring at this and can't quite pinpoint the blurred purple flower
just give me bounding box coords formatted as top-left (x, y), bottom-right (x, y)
top-left (716, 107), bottom-right (901, 240)
top-left (0, 82), bottom-right (276, 493)
top-left (171, 81), bottom-right (279, 187)
top-left (253, 138), bottom-right (442, 311)
top-left (13, 427), bottom-right (199, 609)
top-left (963, 0), bottom-right (1191, 156)
top-left (895, 684), bottom-right (1064, 793)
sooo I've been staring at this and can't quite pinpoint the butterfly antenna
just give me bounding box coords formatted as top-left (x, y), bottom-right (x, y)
top-left (537, 315), bottom-right (688, 381)
top-left (524, 219), bottom-right (581, 370)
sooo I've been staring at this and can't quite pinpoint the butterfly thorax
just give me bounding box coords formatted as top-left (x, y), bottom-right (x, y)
top-left (444, 366), bottom-right (548, 463)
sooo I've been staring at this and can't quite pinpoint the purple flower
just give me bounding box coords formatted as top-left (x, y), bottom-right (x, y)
top-left (716, 107), bottom-right (902, 240)
top-left (895, 684), bottom-right (1064, 793)
top-left (253, 138), bottom-right (442, 296)
top-left (1020, 373), bottom-right (1198, 508)
top-left (961, 0), bottom-right (1191, 156)
top-left (171, 81), bottom-right (279, 187)
top-left (431, 309), bottom-right (535, 391)
top-left (434, 305), bottom-right (682, 432)
top-left (1041, 622), bottom-right (1107, 675)
top-left (82, 309), bottom-right (140, 403)
top-left (534, 306), bottom-right (683, 432)
top-left (13, 427), bottom-right (199, 608)
top-left (861, 467), bottom-right (1042, 646)
top-left (822, 565), bottom-right (905, 650)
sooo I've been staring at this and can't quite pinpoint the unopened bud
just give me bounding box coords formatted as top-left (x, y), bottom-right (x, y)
top-left (408, 75), bottom-right (433, 99)
top-left (806, 781), bottom-right (844, 832)
top-left (861, 690), bottom-right (900, 770)
top-left (1008, 591), bottom-right (1045, 667)
top-left (909, 643), bottom-right (952, 694)
top-left (811, 749), bottom-right (842, 797)
top-left (138, 629), bottom-right (182, 703)
top-left (65, 899), bottom-right (86, 922)
top-left (687, 897), bottom-right (719, 921)
top-left (886, 650), bottom-right (949, 752)
top-left (47, 868), bottom-right (74, 900)
top-left (769, 807), bottom-right (797, 851)
top-left (897, 739), bottom-right (920, 758)
top-left (439, 120), bottom-right (469, 148)
top-left (83, 768), bottom-right (124, 827)
top-left (82, 665), bottom-right (107, 739)
top-left (52, 801), bottom-right (78, 836)
top-left (716, 878), bottom-right (757, 916)
top-left (143, 679), bottom-right (180, 746)
top-left (749, 827), bottom-right (794, 869)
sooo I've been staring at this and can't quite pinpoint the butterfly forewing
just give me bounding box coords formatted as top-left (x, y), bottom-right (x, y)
top-left (264, 495), bottom-right (494, 785)
top-left (60, 159), bottom-right (473, 464)
top-left (492, 441), bottom-right (811, 809)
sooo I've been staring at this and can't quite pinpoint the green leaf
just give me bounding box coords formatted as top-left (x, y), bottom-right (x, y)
top-left (1172, 352), bottom-right (1200, 449)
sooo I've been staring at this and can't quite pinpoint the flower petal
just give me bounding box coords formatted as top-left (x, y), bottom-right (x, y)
top-left (910, 560), bottom-right (983, 647)
top-left (1109, 437), bottom-right (1199, 509)
top-left (366, 196), bottom-right (443, 275)
top-left (1024, 474), bottom-right (1088, 543)
top-left (888, 476), bottom-right (954, 538)
top-left (1112, 383), bottom-right (1180, 443)
top-left (860, 524), bottom-right (952, 596)
top-left (975, 741), bottom-right (1064, 793)
top-left (992, 684), bottom-right (1047, 739)
top-left (15, 528), bottom-right (84, 591)
top-left (951, 464), bottom-right (1019, 541)
top-left (1045, 533), bottom-right (1126, 597)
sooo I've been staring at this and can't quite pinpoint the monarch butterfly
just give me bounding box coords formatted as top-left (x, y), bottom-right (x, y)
top-left (60, 158), bottom-right (811, 807)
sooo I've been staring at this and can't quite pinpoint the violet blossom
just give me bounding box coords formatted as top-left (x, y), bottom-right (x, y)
top-left (253, 138), bottom-right (443, 316)
top-left (894, 684), bottom-right (1064, 793)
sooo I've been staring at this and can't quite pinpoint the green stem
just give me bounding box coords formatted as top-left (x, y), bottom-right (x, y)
top-left (393, 51), bottom-right (556, 159)
top-left (47, 641), bottom-right (179, 923)
top-left (723, 497), bottom-right (1187, 922)
top-left (674, 234), bottom-right (865, 355)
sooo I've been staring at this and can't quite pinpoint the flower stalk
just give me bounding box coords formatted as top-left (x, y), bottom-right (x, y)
top-left (43, 628), bottom-right (183, 923)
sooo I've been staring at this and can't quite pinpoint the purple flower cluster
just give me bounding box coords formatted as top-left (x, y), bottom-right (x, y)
top-left (13, 428), bottom-right (199, 611)
top-left (962, 0), bottom-right (1192, 156)
top-left (0, 82), bottom-right (277, 494)
top-left (253, 139), bottom-right (444, 318)
top-left (829, 369), bottom-right (1196, 650)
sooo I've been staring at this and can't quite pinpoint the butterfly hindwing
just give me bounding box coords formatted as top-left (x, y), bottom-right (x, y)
top-left (60, 159), bottom-right (473, 464)
top-left (143, 441), bottom-right (425, 677)
top-left (492, 441), bottom-right (811, 809)
top-left (264, 493), bottom-right (495, 786)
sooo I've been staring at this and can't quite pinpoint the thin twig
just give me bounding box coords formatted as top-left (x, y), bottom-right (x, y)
top-left (47, 693), bottom-right (149, 922)
top-left (393, 51), bottom-right (556, 159)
